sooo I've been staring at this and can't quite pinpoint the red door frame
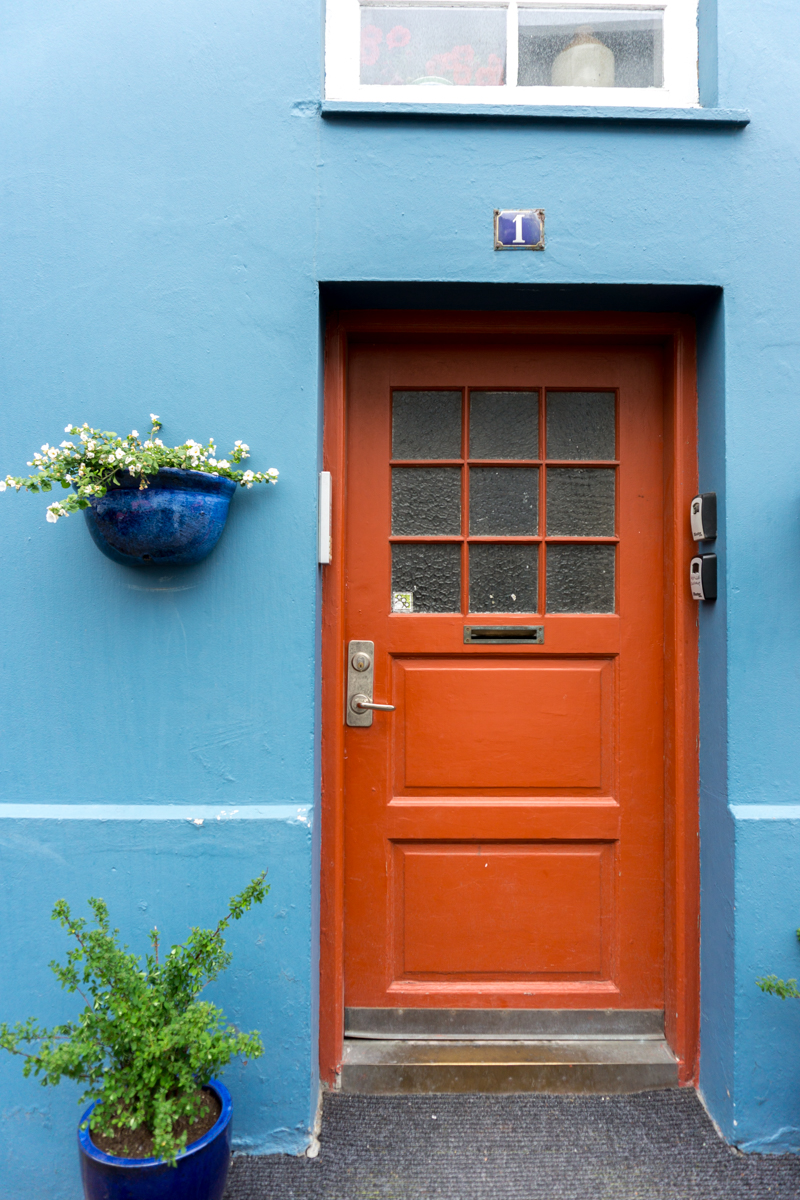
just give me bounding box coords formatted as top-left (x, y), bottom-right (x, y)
top-left (319, 310), bottom-right (699, 1088)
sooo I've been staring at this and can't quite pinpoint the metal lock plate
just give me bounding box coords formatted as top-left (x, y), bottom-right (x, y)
top-left (347, 640), bottom-right (375, 727)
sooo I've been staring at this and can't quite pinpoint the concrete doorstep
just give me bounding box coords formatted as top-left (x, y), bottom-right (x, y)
top-left (223, 1090), bottom-right (800, 1200)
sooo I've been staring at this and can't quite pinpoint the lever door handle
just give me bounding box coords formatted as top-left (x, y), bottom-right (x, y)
top-left (350, 694), bottom-right (395, 713)
top-left (347, 640), bottom-right (395, 726)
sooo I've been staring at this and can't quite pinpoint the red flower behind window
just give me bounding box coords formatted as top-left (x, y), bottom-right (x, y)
top-left (452, 44), bottom-right (475, 64)
top-left (450, 45), bottom-right (475, 84)
top-left (425, 52), bottom-right (454, 76)
top-left (386, 25), bottom-right (411, 49)
top-left (424, 43), bottom-right (501, 86)
top-left (361, 23), bottom-right (383, 66)
top-left (476, 53), bottom-right (504, 85)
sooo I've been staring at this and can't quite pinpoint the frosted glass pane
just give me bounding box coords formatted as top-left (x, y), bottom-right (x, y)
top-left (392, 468), bottom-right (461, 535)
top-left (470, 467), bottom-right (539, 535)
top-left (546, 469), bottom-right (615, 536)
top-left (469, 391), bottom-right (538, 459)
top-left (518, 9), bottom-right (663, 88)
top-left (546, 392), bottom-right (616, 460)
top-left (547, 544), bottom-right (615, 613)
top-left (392, 391), bottom-right (462, 459)
top-left (361, 8), bottom-right (506, 86)
top-left (392, 543), bottom-right (461, 612)
top-left (469, 544), bottom-right (538, 613)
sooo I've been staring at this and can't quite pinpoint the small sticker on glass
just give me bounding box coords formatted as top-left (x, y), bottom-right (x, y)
top-left (392, 591), bottom-right (414, 613)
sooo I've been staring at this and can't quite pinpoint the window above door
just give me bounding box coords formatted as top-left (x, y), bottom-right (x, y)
top-left (325, 0), bottom-right (699, 108)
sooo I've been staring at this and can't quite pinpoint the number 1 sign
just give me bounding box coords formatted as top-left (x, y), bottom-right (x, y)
top-left (494, 209), bottom-right (545, 251)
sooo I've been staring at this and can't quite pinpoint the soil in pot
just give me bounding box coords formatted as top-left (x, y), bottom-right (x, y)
top-left (89, 1088), bottom-right (221, 1160)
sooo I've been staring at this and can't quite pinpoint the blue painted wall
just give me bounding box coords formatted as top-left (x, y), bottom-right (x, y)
top-left (1, 3), bottom-right (323, 1196)
top-left (3, 0), bottom-right (800, 1193)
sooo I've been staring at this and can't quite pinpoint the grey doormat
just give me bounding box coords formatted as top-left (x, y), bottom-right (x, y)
top-left (223, 1090), bottom-right (800, 1200)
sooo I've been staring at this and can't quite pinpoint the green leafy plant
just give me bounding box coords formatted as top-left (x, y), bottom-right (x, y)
top-left (0, 872), bottom-right (268, 1165)
top-left (1, 414), bottom-right (278, 523)
top-left (757, 926), bottom-right (800, 1000)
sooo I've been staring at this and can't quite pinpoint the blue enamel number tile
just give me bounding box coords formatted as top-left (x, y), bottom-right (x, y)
top-left (494, 209), bottom-right (545, 250)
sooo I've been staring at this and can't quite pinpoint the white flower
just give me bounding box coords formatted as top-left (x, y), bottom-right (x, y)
top-left (131, 430), bottom-right (138, 438)
top-left (267, 468), bottom-right (279, 481)
top-left (87, 441), bottom-right (96, 452)
top-left (217, 460), bottom-right (230, 469)
top-left (45, 508), bottom-right (58, 523)
top-left (48, 447), bottom-right (58, 460)
top-left (60, 440), bottom-right (72, 448)
top-left (115, 448), bottom-right (124, 460)
top-left (208, 457), bottom-right (217, 467)
top-left (46, 503), bottom-right (67, 523)
top-left (143, 440), bottom-right (153, 449)
top-left (242, 470), bottom-right (254, 482)
top-left (0, 481), bottom-right (6, 492)
top-left (150, 413), bottom-right (160, 423)
top-left (64, 424), bottom-right (73, 433)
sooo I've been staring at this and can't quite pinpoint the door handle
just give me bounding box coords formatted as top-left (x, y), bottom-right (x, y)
top-left (350, 694), bottom-right (395, 714)
top-left (346, 640), bottom-right (394, 727)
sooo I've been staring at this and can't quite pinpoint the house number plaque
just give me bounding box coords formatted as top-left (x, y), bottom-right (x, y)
top-left (494, 209), bottom-right (545, 251)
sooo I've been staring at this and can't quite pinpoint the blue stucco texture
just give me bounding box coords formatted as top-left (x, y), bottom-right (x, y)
top-left (3, 0), bottom-right (800, 1190)
top-left (0, 811), bottom-right (314, 1200)
top-left (725, 810), bottom-right (800, 1153)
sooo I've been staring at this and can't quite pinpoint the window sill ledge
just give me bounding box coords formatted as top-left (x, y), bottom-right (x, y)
top-left (320, 101), bottom-right (750, 126)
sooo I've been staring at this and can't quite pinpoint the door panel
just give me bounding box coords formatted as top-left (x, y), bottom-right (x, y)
top-left (342, 336), bottom-right (665, 1010)
top-left (401, 661), bottom-right (610, 790)
top-left (395, 843), bottom-right (613, 977)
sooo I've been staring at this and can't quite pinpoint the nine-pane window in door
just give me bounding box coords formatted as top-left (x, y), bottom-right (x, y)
top-left (325, 0), bottom-right (699, 108)
top-left (389, 388), bottom-right (617, 614)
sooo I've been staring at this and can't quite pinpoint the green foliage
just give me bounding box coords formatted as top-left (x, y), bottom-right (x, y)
top-left (1, 414), bottom-right (278, 523)
top-left (0, 872), bottom-right (269, 1166)
top-left (756, 926), bottom-right (800, 1001)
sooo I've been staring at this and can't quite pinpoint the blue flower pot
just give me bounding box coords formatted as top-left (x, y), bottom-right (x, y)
top-left (78, 1079), bottom-right (232, 1200)
top-left (82, 469), bottom-right (237, 566)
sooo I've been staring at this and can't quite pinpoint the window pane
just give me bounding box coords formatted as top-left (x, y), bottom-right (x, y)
top-left (470, 467), bottom-right (539, 535)
top-left (361, 7), bottom-right (506, 86)
top-left (518, 9), bottom-right (663, 89)
top-left (393, 390), bottom-right (462, 459)
top-left (392, 467), bottom-right (461, 535)
top-left (546, 468), bottom-right (615, 536)
top-left (546, 392), bottom-right (615, 460)
top-left (546, 544), bottom-right (615, 613)
top-left (469, 391), bottom-right (539, 459)
top-left (392, 543), bottom-right (461, 612)
top-left (469, 544), bottom-right (538, 613)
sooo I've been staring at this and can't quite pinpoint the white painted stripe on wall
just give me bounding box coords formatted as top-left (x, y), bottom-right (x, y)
top-left (730, 804), bottom-right (800, 821)
top-left (0, 803), bottom-right (312, 823)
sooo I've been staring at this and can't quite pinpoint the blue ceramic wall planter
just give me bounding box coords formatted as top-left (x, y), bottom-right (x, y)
top-left (83, 469), bottom-right (237, 566)
top-left (78, 1079), bottom-right (232, 1200)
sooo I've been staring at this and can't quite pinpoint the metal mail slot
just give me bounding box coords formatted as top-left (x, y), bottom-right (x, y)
top-left (463, 625), bottom-right (544, 645)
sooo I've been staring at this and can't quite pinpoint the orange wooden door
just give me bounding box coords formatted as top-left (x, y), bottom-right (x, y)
top-left (342, 335), bottom-right (665, 1011)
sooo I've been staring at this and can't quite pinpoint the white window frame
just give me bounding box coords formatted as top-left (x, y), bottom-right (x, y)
top-left (325, 0), bottom-right (699, 108)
